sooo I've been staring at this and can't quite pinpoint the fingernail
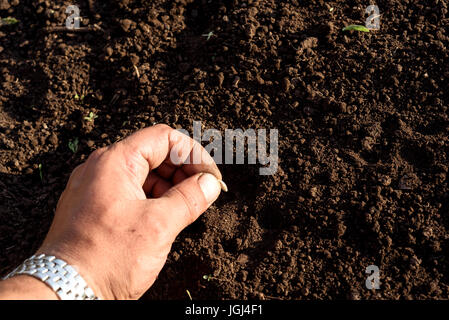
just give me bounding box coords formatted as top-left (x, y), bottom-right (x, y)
top-left (198, 173), bottom-right (221, 204)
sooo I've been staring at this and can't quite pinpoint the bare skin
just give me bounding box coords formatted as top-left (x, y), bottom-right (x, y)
top-left (0, 124), bottom-right (223, 300)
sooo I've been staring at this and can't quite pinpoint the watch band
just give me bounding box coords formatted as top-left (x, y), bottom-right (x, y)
top-left (2, 253), bottom-right (100, 300)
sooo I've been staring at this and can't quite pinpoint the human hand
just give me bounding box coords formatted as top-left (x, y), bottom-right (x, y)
top-left (36, 124), bottom-right (224, 299)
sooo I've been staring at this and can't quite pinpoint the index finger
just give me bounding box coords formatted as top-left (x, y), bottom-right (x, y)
top-left (117, 124), bottom-right (222, 186)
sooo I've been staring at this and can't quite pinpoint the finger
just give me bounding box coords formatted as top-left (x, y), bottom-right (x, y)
top-left (172, 168), bottom-right (189, 185)
top-left (142, 172), bottom-right (172, 198)
top-left (66, 147), bottom-right (107, 189)
top-left (155, 162), bottom-right (190, 185)
top-left (156, 153), bottom-right (215, 182)
top-left (155, 161), bottom-right (177, 180)
top-left (149, 173), bottom-right (221, 236)
top-left (118, 124), bottom-right (222, 186)
top-left (66, 163), bottom-right (86, 190)
top-left (178, 140), bottom-right (222, 179)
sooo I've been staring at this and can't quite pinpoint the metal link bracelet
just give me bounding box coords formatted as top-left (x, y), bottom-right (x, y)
top-left (2, 253), bottom-right (100, 300)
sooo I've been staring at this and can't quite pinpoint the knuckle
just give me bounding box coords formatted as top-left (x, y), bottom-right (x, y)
top-left (66, 163), bottom-right (86, 189)
top-left (126, 143), bottom-right (141, 157)
top-left (88, 147), bottom-right (107, 161)
top-left (71, 163), bottom-right (84, 175)
top-left (122, 144), bottom-right (146, 179)
top-left (154, 123), bottom-right (171, 131)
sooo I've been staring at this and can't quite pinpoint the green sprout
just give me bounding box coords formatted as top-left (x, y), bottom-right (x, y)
top-left (202, 274), bottom-right (213, 282)
top-left (201, 31), bottom-right (214, 41)
top-left (68, 137), bottom-right (79, 153)
top-left (186, 289), bottom-right (193, 301)
top-left (342, 24), bottom-right (370, 32)
top-left (75, 93), bottom-right (85, 101)
top-left (0, 17), bottom-right (19, 26)
top-left (38, 164), bottom-right (43, 182)
top-left (84, 111), bottom-right (98, 122)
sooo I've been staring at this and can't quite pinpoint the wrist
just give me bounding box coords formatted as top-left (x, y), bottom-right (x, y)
top-left (35, 244), bottom-right (112, 300)
top-left (3, 252), bottom-right (103, 300)
top-left (0, 275), bottom-right (59, 300)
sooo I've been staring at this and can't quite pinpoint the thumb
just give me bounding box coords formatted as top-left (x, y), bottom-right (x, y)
top-left (151, 173), bottom-right (222, 236)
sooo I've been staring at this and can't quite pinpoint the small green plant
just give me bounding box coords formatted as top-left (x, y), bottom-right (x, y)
top-left (74, 93), bottom-right (85, 101)
top-left (342, 24), bottom-right (370, 32)
top-left (68, 137), bottom-right (79, 153)
top-left (201, 31), bottom-right (214, 41)
top-left (84, 111), bottom-right (98, 122)
top-left (38, 164), bottom-right (43, 182)
top-left (0, 17), bottom-right (19, 26)
top-left (202, 274), bottom-right (213, 282)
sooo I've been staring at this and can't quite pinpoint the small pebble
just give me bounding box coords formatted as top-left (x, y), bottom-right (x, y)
top-left (105, 46), bottom-right (113, 57)
top-left (120, 19), bottom-right (133, 32)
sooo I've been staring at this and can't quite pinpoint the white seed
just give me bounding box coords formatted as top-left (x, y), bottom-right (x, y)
top-left (218, 180), bottom-right (228, 192)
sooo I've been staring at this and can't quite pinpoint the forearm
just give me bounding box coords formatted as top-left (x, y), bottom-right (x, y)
top-left (0, 275), bottom-right (58, 300)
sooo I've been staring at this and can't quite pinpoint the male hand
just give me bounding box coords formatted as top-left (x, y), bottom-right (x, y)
top-left (36, 124), bottom-right (223, 299)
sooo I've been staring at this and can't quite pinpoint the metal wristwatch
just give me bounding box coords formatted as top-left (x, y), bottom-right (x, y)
top-left (2, 253), bottom-right (100, 300)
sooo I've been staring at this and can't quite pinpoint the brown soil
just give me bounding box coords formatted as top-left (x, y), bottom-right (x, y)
top-left (1, 0), bottom-right (449, 300)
